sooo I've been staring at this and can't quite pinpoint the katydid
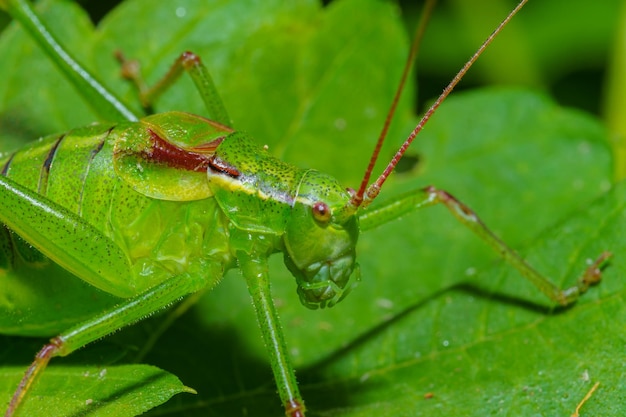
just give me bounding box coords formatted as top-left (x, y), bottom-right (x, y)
top-left (0, 0), bottom-right (612, 416)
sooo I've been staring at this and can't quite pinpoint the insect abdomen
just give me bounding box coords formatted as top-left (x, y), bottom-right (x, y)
top-left (0, 124), bottom-right (116, 267)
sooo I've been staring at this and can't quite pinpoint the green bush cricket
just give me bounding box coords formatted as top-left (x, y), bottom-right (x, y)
top-left (0, 0), bottom-right (603, 415)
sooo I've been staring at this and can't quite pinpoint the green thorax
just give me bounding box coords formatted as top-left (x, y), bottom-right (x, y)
top-left (208, 132), bottom-right (306, 235)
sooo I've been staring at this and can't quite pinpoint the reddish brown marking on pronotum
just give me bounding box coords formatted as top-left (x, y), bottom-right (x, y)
top-left (207, 155), bottom-right (241, 178)
top-left (147, 129), bottom-right (214, 172)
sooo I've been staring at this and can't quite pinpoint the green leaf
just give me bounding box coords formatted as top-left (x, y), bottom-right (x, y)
top-left (0, 0), bottom-right (621, 416)
top-left (0, 363), bottom-right (191, 416)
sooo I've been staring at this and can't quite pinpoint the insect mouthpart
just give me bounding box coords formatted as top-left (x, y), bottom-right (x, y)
top-left (285, 253), bottom-right (361, 310)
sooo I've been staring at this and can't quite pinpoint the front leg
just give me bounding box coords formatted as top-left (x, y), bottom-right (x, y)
top-left (235, 238), bottom-right (305, 417)
top-left (360, 185), bottom-right (611, 306)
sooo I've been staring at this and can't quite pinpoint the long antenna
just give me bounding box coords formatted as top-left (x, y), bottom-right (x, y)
top-left (351, 0), bottom-right (438, 208)
top-left (350, 0), bottom-right (529, 208)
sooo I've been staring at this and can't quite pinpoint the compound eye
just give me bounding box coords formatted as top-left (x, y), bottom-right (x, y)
top-left (312, 201), bottom-right (331, 224)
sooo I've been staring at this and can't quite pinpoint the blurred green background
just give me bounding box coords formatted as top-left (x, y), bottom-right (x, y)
top-left (3, 0), bottom-right (621, 116)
